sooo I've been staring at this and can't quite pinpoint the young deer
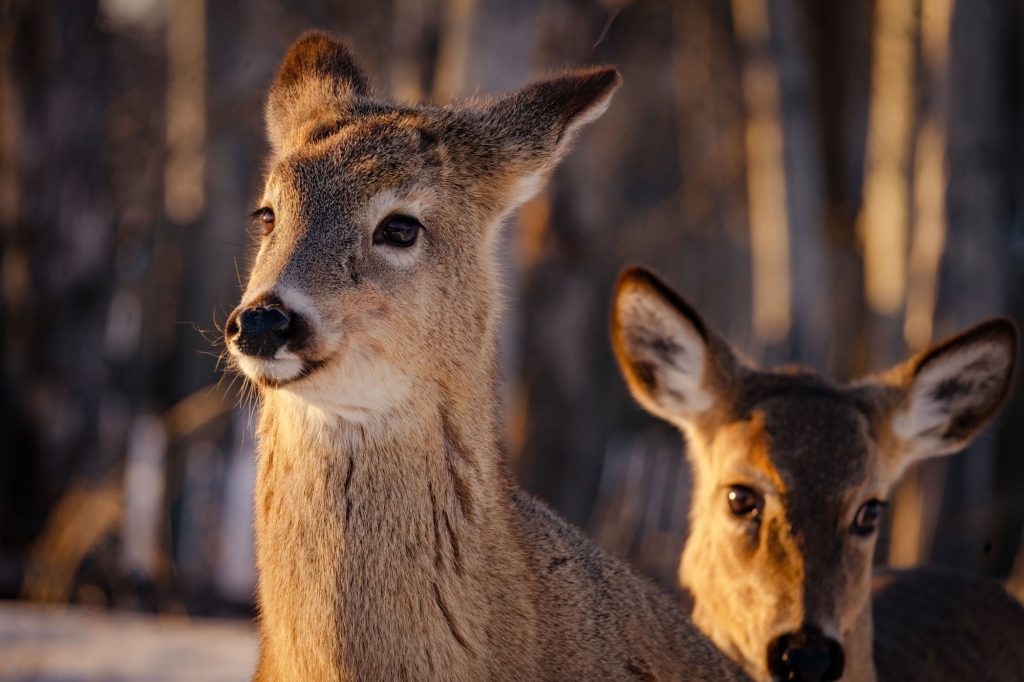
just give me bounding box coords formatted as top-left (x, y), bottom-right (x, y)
top-left (610, 267), bottom-right (1024, 682)
top-left (225, 32), bottom-right (747, 681)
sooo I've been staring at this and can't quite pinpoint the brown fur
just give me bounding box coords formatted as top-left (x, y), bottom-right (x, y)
top-left (872, 567), bottom-right (1024, 681)
top-left (227, 32), bottom-right (747, 681)
top-left (610, 267), bottom-right (1023, 682)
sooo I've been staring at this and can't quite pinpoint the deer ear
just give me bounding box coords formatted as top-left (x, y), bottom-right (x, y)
top-left (880, 318), bottom-right (1017, 475)
top-left (266, 31), bottom-right (370, 156)
top-left (611, 267), bottom-right (737, 428)
top-left (481, 66), bottom-right (621, 207)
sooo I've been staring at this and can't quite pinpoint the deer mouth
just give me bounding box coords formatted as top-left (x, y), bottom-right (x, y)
top-left (226, 321), bottom-right (328, 388)
top-left (231, 347), bottom-right (328, 388)
top-left (233, 327), bottom-right (357, 391)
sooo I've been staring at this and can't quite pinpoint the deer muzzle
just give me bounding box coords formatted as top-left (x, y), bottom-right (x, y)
top-left (766, 624), bottom-right (844, 682)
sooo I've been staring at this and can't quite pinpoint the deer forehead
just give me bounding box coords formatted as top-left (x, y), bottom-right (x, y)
top-left (268, 124), bottom-right (440, 209)
top-left (708, 391), bottom-right (876, 507)
top-left (706, 415), bottom-right (787, 496)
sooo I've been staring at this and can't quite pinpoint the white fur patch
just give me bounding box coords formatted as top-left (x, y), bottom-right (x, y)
top-left (234, 351), bottom-right (304, 384)
top-left (276, 285), bottom-right (334, 346)
top-left (569, 85), bottom-right (616, 131)
top-left (509, 170), bottom-right (546, 208)
top-left (283, 347), bottom-right (413, 423)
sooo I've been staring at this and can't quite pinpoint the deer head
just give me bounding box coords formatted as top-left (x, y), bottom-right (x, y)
top-left (225, 31), bottom-right (620, 421)
top-left (611, 267), bottom-right (1017, 682)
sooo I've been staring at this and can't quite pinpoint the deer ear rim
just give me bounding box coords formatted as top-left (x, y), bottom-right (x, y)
top-left (613, 267), bottom-right (710, 343)
top-left (883, 317), bottom-right (1017, 464)
top-left (611, 267), bottom-right (730, 427)
top-left (480, 66), bottom-right (621, 166)
top-left (441, 66), bottom-right (620, 220)
top-left (544, 66), bottom-right (622, 143)
top-left (487, 66), bottom-right (621, 130)
top-left (912, 317), bottom-right (1017, 387)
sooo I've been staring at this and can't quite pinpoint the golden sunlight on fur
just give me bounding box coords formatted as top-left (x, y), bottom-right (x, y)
top-left (611, 266), bottom-right (1023, 682)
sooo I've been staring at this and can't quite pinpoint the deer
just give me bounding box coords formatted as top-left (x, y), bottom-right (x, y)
top-left (224, 31), bottom-right (748, 681)
top-left (609, 266), bottom-right (1024, 682)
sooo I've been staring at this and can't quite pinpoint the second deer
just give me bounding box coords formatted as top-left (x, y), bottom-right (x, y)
top-left (610, 267), bottom-right (1024, 682)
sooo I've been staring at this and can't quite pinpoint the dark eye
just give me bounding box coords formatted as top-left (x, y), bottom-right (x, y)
top-left (852, 500), bottom-right (886, 537)
top-left (374, 215), bottom-right (422, 248)
top-left (727, 485), bottom-right (763, 518)
top-left (251, 207), bottom-right (275, 236)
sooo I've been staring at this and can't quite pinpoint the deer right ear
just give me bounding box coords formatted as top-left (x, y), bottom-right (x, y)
top-left (479, 66), bottom-right (621, 208)
top-left (266, 31), bottom-right (370, 156)
top-left (879, 318), bottom-right (1017, 476)
top-left (611, 268), bottom-right (735, 428)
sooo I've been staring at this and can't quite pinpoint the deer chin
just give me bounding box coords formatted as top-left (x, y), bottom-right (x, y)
top-left (232, 345), bottom-right (310, 387)
top-left (273, 345), bottom-right (415, 423)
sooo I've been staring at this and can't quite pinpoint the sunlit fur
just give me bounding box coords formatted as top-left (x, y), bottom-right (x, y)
top-left (227, 32), bottom-right (747, 681)
top-left (611, 267), bottom-right (1023, 682)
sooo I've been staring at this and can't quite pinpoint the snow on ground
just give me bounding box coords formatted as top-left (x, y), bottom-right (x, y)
top-left (0, 601), bottom-right (258, 681)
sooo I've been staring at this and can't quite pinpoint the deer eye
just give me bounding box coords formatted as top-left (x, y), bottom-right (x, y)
top-left (374, 215), bottom-right (422, 248)
top-left (251, 207), bottom-right (275, 236)
top-left (726, 485), bottom-right (763, 518)
top-left (852, 500), bottom-right (886, 537)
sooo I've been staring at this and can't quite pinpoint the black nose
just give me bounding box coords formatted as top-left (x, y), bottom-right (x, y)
top-left (767, 625), bottom-right (844, 682)
top-left (227, 303), bottom-right (292, 358)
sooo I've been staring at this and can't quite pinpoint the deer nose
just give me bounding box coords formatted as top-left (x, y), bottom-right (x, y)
top-left (766, 625), bottom-right (844, 682)
top-left (226, 302), bottom-right (292, 358)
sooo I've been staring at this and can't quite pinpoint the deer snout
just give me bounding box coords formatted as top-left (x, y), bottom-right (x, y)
top-left (227, 300), bottom-right (293, 358)
top-left (766, 625), bottom-right (844, 682)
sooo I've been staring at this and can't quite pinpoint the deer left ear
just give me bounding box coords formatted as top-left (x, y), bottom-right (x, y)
top-left (266, 31), bottom-right (371, 156)
top-left (611, 267), bottom-right (740, 430)
top-left (481, 66), bottom-right (621, 206)
top-left (882, 318), bottom-right (1017, 471)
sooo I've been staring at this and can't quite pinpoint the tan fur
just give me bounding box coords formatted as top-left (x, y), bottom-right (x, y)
top-left (226, 32), bottom-right (747, 681)
top-left (610, 267), bottom-right (1024, 682)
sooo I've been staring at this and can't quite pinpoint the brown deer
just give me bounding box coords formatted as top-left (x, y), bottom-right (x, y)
top-left (224, 32), bottom-right (747, 681)
top-left (610, 267), bottom-right (1024, 682)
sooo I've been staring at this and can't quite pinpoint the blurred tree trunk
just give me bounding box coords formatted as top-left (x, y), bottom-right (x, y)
top-left (770, 0), bottom-right (832, 370)
top-left (732, 0), bottom-right (794, 356)
top-left (999, 0), bottom-right (1024, 586)
top-left (0, 1), bottom-right (116, 572)
top-left (509, 0), bottom-right (615, 526)
top-left (888, 0), bottom-right (953, 570)
top-left (799, 0), bottom-right (873, 381)
top-left (931, 0), bottom-right (1015, 574)
top-left (510, 0), bottom-right (752, 529)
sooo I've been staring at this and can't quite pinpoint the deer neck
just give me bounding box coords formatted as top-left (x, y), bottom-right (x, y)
top-left (253, 373), bottom-right (522, 680)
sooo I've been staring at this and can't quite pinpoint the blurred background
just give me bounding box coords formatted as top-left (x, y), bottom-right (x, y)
top-left (2, 0), bottom-right (1023, 678)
